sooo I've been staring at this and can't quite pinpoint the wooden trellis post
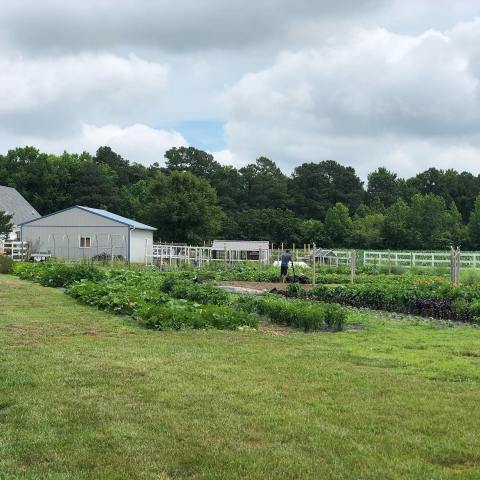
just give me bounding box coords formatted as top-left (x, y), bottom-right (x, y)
top-left (312, 243), bottom-right (316, 286)
top-left (350, 249), bottom-right (356, 284)
top-left (450, 246), bottom-right (461, 286)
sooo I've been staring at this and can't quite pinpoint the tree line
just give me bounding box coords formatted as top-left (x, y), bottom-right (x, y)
top-left (2, 145), bottom-right (480, 249)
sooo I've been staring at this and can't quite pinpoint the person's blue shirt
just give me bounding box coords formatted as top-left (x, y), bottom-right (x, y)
top-left (281, 252), bottom-right (292, 267)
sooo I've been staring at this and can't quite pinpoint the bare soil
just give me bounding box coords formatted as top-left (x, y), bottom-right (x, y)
top-left (217, 280), bottom-right (313, 292)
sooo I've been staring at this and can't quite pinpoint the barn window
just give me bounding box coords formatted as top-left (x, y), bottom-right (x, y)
top-left (79, 236), bottom-right (92, 248)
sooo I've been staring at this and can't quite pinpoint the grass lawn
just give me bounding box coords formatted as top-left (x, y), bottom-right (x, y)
top-left (1, 276), bottom-right (480, 479)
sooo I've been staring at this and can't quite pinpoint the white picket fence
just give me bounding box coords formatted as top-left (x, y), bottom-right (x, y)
top-left (148, 244), bottom-right (271, 266)
top-left (0, 241), bottom-right (29, 261)
top-left (147, 243), bottom-right (353, 267)
top-left (332, 250), bottom-right (353, 265)
top-left (364, 250), bottom-right (480, 268)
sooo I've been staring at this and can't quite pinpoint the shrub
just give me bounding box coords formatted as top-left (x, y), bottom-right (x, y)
top-left (250, 295), bottom-right (346, 332)
top-left (13, 262), bottom-right (104, 287)
top-left (170, 280), bottom-right (230, 305)
top-left (286, 282), bottom-right (301, 297)
top-left (0, 255), bottom-right (13, 274)
top-left (323, 304), bottom-right (347, 331)
top-left (135, 301), bottom-right (258, 331)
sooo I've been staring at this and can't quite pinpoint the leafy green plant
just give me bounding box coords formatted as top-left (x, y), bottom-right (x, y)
top-left (0, 255), bottom-right (13, 274)
top-left (248, 295), bottom-right (346, 332)
top-left (13, 261), bottom-right (104, 287)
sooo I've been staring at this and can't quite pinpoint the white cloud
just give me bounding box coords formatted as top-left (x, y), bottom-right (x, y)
top-left (2, 124), bottom-right (188, 166)
top-left (0, 53), bottom-right (169, 135)
top-left (222, 20), bottom-right (480, 177)
top-left (1, 1), bottom-right (480, 178)
top-left (211, 149), bottom-right (245, 168)
top-left (78, 124), bottom-right (187, 165)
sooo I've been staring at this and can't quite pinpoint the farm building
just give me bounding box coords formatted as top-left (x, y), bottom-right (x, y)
top-left (211, 240), bottom-right (270, 263)
top-left (19, 206), bottom-right (156, 263)
top-left (311, 248), bottom-right (338, 266)
top-left (0, 186), bottom-right (40, 240)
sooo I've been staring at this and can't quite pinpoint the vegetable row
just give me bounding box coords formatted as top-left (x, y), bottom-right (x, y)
top-left (13, 263), bottom-right (346, 332)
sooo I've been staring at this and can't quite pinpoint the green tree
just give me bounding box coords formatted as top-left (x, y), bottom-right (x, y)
top-left (223, 209), bottom-right (301, 244)
top-left (0, 211), bottom-right (13, 240)
top-left (367, 167), bottom-right (399, 208)
top-left (406, 194), bottom-right (452, 249)
top-left (239, 157), bottom-right (289, 209)
top-left (165, 146), bottom-right (243, 211)
top-left (446, 203), bottom-right (467, 247)
top-left (382, 199), bottom-right (411, 249)
top-left (468, 195), bottom-right (480, 248)
top-left (324, 203), bottom-right (353, 247)
top-left (299, 219), bottom-right (325, 245)
top-left (351, 213), bottom-right (385, 249)
top-left (289, 161), bottom-right (364, 220)
top-left (147, 171), bottom-right (224, 243)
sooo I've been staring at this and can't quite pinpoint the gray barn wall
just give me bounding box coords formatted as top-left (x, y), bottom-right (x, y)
top-left (21, 207), bottom-right (130, 260)
top-left (130, 229), bottom-right (154, 263)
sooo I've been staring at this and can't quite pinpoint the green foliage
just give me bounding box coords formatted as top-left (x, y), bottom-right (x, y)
top-left (286, 282), bottom-right (301, 297)
top-left (136, 302), bottom-right (258, 331)
top-left (289, 161), bottom-right (364, 220)
top-left (13, 262), bottom-right (104, 287)
top-left (468, 195), bottom-right (480, 248)
top-left (170, 280), bottom-right (230, 305)
top-left (382, 199), bottom-right (411, 249)
top-left (324, 203), bottom-right (353, 247)
top-left (248, 295), bottom-right (347, 332)
top-left (0, 255), bottom-right (13, 274)
top-left (0, 210), bottom-right (14, 240)
top-left (239, 157), bottom-right (289, 209)
top-left (3, 145), bottom-right (480, 249)
top-left (16, 264), bottom-right (258, 331)
top-left (367, 167), bottom-right (399, 208)
top-left (299, 219), bottom-right (325, 245)
top-left (308, 275), bottom-right (480, 322)
top-left (146, 170), bottom-right (224, 243)
top-left (351, 213), bottom-right (385, 249)
top-left (14, 263), bottom-right (349, 332)
top-left (407, 194), bottom-right (453, 249)
top-left (221, 207), bottom-right (305, 244)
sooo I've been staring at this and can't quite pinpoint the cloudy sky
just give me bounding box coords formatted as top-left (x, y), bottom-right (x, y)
top-left (2, 0), bottom-right (480, 178)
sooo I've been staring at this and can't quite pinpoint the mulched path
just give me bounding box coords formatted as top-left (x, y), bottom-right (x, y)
top-left (217, 280), bottom-right (314, 292)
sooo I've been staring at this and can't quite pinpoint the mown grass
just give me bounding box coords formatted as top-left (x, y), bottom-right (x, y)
top-left (1, 275), bottom-right (480, 479)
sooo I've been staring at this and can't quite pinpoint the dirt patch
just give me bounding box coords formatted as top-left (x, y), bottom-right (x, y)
top-left (217, 280), bottom-right (313, 292)
top-left (257, 321), bottom-right (291, 336)
top-left (82, 329), bottom-right (99, 338)
top-left (242, 437), bottom-right (269, 446)
top-left (434, 454), bottom-right (480, 473)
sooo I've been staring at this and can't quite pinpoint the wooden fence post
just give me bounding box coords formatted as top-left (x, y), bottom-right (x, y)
top-left (351, 249), bottom-right (356, 284)
top-left (312, 243), bottom-right (316, 286)
top-left (456, 247), bottom-right (461, 286)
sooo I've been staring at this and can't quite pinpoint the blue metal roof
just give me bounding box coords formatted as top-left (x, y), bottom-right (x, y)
top-left (79, 206), bottom-right (157, 231)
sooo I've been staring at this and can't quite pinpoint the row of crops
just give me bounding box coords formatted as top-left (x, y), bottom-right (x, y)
top-left (12, 263), bottom-right (347, 332)
top-left (195, 263), bottom-right (480, 323)
top-left (296, 278), bottom-right (480, 323)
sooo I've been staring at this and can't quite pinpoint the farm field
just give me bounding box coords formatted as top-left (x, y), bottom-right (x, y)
top-left (2, 274), bottom-right (480, 479)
